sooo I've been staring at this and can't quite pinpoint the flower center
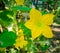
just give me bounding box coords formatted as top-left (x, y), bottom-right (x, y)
top-left (35, 21), bottom-right (42, 27)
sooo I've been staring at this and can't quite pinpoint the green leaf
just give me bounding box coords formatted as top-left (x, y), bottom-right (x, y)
top-left (39, 35), bottom-right (50, 51)
top-left (40, 40), bottom-right (50, 51)
top-left (55, 16), bottom-right (60, 24)
top-left (0, 30), bottom-right (16, 48)
top-left (39, 35), bottom-right (45, 41)
top-left (11, 6), bottom-right (31, 12)
top-left (0, 10), bottom-right (13, 27)
top-left (41, 10), bottom-right (49, 15)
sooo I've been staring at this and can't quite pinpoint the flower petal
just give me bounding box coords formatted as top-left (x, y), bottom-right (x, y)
top-left (32, 28), bottom-right (42, 39)
top-left (25, 20), bottom-right (35, 29)
top-left (42, 26), bottom-right (53, 38)
top-left (30, 8), bottom-right (42, 22)
top-left (15, 35), bottom-right (28, 48)
top-left (42, 14), bottom-right (54, 25)
top-left (19, 42), bottom-right (24, 48)
top-left (20, 35), bottom-right (24, 40)
top-left (15, 0), bottom-right (24, 5)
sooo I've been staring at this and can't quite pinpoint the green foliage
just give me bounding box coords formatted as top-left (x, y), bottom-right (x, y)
top-left (4, 0), bottom-right (15, 7)
top-left (11, 6), bottom-right (31, 12)
top-left (55, 17), bottom-right (60, 24)
top-left (54, 7), bottom-right (60, 24)
top-left (40, 40), bottom-right (50, 51)
top-left (26, 39), bottom-right (37, 52)
top-left (0, 30), bottom-right (16, 48)
top-left (18, 22), bottom-right (31, 38)
top-left (0, 10), bottom-right (13, 27)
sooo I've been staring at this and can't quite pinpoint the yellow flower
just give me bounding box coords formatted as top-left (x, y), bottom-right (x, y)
top-left (15, 35), bottom-right (28, 48)
top-left (25, 8), bottom-right (54, 39)
top-left (15, 0), bottom-right (24, 5)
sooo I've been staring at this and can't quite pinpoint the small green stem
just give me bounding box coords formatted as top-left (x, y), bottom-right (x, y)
top-left (13, 11), bottom-right (18, 35)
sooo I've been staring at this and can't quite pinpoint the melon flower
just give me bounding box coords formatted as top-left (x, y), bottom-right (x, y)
top-left (15, 29), bottom-right (27, 48)
top-left (15, 35), bottom-right (28, 48)
top-left (25, 8), bottom-right (54, 39)
top-left (15, 0), bottom-right (24, 5)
